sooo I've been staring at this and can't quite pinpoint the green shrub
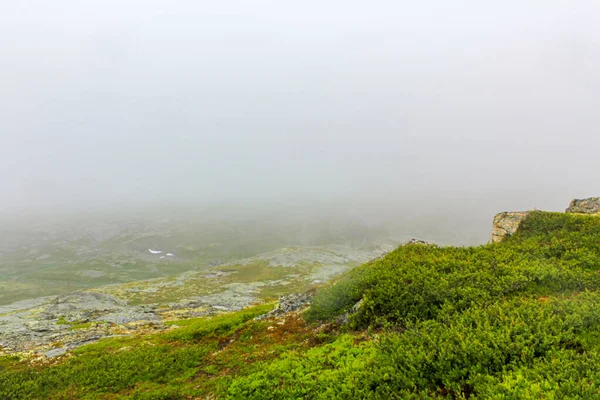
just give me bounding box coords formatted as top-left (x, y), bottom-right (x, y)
top-left (230, 294), bottom-right (600, 399)
top-left (227, 334), bottom-right (379, 400)
top-left (308, 212), bottom-right (600, 328)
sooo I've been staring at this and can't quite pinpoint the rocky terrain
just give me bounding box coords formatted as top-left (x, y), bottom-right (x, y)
top-left (0, 243), bottom-right (394, 358)
top-left (0, 292), bottom-right (164, 357)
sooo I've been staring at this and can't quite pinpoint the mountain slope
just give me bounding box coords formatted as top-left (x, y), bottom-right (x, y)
top-left (2, 211), bottom-right (600, 399)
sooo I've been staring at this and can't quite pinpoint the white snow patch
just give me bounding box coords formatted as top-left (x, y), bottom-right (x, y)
top-left (160, 256), bottom-right (165, 259)
top-left (148, 249), bottom-right (163, 254)
top-left (166, 253), bottom-right (175, 257)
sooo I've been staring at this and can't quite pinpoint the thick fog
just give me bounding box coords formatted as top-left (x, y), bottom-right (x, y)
top-left (1, 1), bottom-right (599, 218)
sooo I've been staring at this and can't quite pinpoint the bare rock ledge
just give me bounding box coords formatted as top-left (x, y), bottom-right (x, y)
top-left (492, 211), bottom-right (530, 243)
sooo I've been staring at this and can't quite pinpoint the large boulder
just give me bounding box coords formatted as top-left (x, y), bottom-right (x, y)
top-left (492, 212), bottom-right (530, 243)
top-left (566, 198), bottom-right (600, 215)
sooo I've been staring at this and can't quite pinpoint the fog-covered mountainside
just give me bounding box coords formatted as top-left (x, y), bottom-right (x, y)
top-left (0, 202), bottom-right (486, 359)
top-left (2, 198), bottom-right (600, 399)
top-left (0, 203), bottom-right (489, 305)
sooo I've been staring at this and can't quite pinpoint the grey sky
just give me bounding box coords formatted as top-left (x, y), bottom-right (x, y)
top-left (1, 1), bottom-right (599, 215)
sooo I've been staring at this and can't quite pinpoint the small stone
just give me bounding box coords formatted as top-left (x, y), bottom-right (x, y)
top-left (352, 299), bottom-right (364, 313)
top-left (337, 298), bottom-right (364, 325)
top-left (405, 238), bottom-right (429, 245)
top-left (44, 347), bottom-right (68, 358)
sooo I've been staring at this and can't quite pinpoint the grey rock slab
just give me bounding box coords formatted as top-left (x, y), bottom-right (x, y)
top-left (95, 310), bottom-right (160, 324)
top-left (44, 347), bottom-right (68, 358)
top-left (188, 288), bottom-right (258, 312)
top-left (40, 292), bottom-right (127, 320)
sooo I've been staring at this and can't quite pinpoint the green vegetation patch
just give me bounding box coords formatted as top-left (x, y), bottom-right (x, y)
top-left (308, 212), bottom-right (600, 327)
top-left (231, 294), bottom-right (600, 399)
top-left (0, 303), bottom-right (325, 399)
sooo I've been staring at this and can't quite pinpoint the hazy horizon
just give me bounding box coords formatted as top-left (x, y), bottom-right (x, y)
top-left (2, 1), bottom-right (599, 217)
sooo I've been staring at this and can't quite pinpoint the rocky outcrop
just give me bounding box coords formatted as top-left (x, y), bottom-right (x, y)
top-left (0, 292), bottom-right (162, 356)
top-left (40, 292), bottom-right (128, 322)
top-left (492, 212), bottom-right (530, 243)
top-left (566, 198), bottom-right (600, 215)
top-left (255, 292), bottom-right (314, 320)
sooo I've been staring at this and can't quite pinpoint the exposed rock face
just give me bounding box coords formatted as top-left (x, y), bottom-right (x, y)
top-left (492, 212), bottom-right (530, 243)
top-left (0, 292), bottom-right (162, 356)
top-left (566, 198), bottom-right (600, 215)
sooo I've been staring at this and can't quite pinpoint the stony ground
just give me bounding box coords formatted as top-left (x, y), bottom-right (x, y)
top-left (0, 243), bottom-right (394, 358)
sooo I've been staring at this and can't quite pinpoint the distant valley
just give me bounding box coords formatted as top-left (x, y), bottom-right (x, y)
top-left (0, 203), bottom-right (488, 306)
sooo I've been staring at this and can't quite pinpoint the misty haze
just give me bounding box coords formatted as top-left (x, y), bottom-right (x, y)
top-left (1, 1), bottom-right (600, 399)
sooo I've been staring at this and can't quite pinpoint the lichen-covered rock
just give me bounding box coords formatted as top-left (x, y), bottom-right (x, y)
top-left (566, 198), bottom-right (600, 214)
top-left (492, 212), bottom-right (530, 243)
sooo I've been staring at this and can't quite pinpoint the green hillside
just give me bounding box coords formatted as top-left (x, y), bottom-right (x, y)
top-left (2, 211), bottom-right (600, 399)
